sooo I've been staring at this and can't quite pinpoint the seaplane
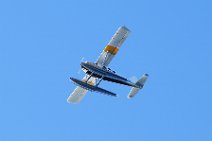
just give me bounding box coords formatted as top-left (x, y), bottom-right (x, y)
top-left (67, 26), bottom-right (149, 104)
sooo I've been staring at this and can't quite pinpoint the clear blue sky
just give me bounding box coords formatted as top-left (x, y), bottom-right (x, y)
top-left (0, 0), bottom-right (211, 141)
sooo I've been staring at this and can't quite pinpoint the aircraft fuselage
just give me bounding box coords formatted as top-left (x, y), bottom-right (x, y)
top-left (80, 62), bottom-right (140, 88)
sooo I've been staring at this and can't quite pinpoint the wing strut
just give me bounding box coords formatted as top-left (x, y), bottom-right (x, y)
top-left (96, 75), bottom-right (104, 86)
top-left (86, 72), bottom-right (93, 82)
top-left (86, 70), bottom-right (104, 87)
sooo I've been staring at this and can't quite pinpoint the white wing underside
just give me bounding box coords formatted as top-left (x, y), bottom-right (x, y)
top-left (67, 86), bottom-right (88, 104)
top-left (67, 26), bottom-right (130, 104)
top-left (96, 26), bottom-right (130, 66)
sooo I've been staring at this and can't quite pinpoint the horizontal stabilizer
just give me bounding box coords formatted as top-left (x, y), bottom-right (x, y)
top-left (70, 77), bottom-right (117, 97)
top-left (128, 74), bottom-right (149, 99)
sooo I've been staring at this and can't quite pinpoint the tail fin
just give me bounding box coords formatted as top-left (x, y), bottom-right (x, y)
top-left (127, 74), bottom-right (149, 99)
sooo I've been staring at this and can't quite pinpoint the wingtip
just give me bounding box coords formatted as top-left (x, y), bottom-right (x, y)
top-left (119, 26), bottom-right (131, 32)
top-left (144, 73), bottom-right (149, 77)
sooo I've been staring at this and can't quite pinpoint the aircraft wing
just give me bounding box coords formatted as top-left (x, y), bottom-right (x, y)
top-left (96, 26), bottom-right (130, 66)
top-left (67, 86), bottom-right (88, 104)
top-left (67, 26), bottom-right (130, 104)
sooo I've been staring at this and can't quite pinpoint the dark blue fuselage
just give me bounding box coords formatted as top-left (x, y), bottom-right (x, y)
top-left (80, 62), bottom-right (139, 88)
